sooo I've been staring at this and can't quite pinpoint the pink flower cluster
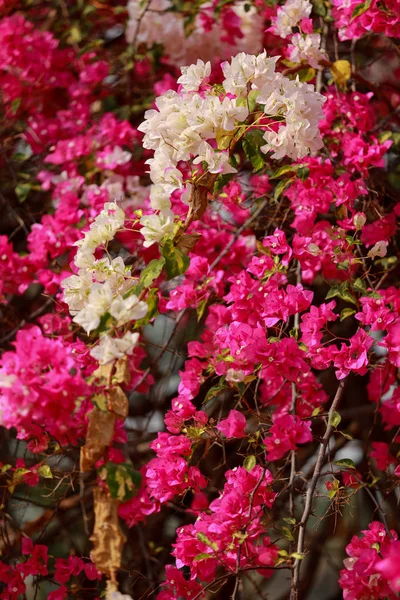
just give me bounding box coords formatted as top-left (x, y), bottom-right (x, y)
top-left (170, 466), bottom-right (277, 585)
top-left (332, 0), bottom-right (400, 41)
top-left (0, 326), bottom-right (90, 451)
top-left (1, 2), bottom-right (400, 599)
top-left (339, 521), bottom-right (400, 599)
top-left (0, 538), bottom-right (100, 600)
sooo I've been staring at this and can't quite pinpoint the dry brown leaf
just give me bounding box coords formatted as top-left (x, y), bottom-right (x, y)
top-left (190, 184), bottom-right (209, 220)
top-left (188, 173), bottom-right (218, 221)
top-left (92, 362), bottom-right (114, 386)
top-left (105, 580), bottom-right (119, 597)
top-left (176, 232), bottom-right (201, 254)
top-left (112, 356), bottom-right (130, 385)
top-left (90, 487), bottom-right (126, 579)
top-left (80, 408), bottom-right (116, 472)
top-left (108, 386), bottom-right (129, 419)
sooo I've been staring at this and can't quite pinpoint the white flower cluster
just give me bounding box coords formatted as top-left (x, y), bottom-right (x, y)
top-left (222, 52), bottom-right (325, 159)
top-left (137, 51), bottom-right (325, 246)
top-left (288, 33), bottom-right (327, 70)
top-left (61, 202), bottom-right (148, 364)
top-left (126, 0), bottom-right (263, 66)
top-left (257, 72), bottom-right (326, 160)
top-left (271, 0), bottom-right (326, 70)
top-left (272, 0), bottom-right (312, 38)
top-left (137, 58), bottom-right (249, 246)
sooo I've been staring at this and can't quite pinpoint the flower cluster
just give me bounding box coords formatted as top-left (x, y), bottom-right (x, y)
top-left (138, 51), bottom-right (325, 247)
top-left (1, 0), bottom-right (400, 599)
top-left (0, 538), bottom-right (101, 600)
top-left (339, 522), bottom-right (399, 599)
top-left (170, 466), bottom-right (278, 586)
top-left (126, 0), bottom-right (264, 66)
top-left (0, 326), bottom-right (90, 450)
top-left (61, 202), bottom-right (147, 363)
top-left (332, 0), bottom-right (400, 40)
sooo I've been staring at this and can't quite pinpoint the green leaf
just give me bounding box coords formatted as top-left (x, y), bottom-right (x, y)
top-left (311, 0), bottom-right (327, 16)
top-left (353, 277), bottom-right (367, 293)
top-left (194, 553), bottom-right (212, 562)
top-left (270, 164), bottom-right (295, 179)
top-left (274, 177), bottom-right (295, 201)
top-left (103, 462), bottom-right (142, 502)
top-left (246, 89), bottom-right (261, 112)
top-left (351, 0), bottom-right (372, 19)
top-left (196, 532), bottom-right (218, 551)
top-left (38, 465), bottom-right (53, 479)
top-left (123, 255), bottom-right (162, 298)
top-left (283, 517), bottom-right (296, 525)
top-left (11, 97), bottom-right (21, 115)
top-left (216, 128), bottom-right (234, 150)
top-left (329, 411), bottom-right (342, 429)
top-left (15, 183), bottom-right (31, 204)
top-left (298, 165), bottom-right (310, 180)
top-left (139, 258), bottom-right (165, 288)
top-left (134, 288), bottom-right (159, 328)
top-left (326, 285), bottom-right (341, 300)
top-left (298, 68), bottom-right (316, 83)
top-left (340, 308), bottom-right (356, 321)
top-left (203, 378), bottom-right (226, 405)
top-left (337, 261), bottom-right (350, 272)
top-left (196, 297), bottom-right (208, 321)
top-left (243, 455), bottom-right (256, 471)
top-left (334, 458), bottom-right (356, 470)
top-left (213, 172), bottom-right (236, 194)
top-left (282, 526), bottom-right (294, 541)
top-left (162, 239), bottom-right (190, 280)
top-left (13, 468), bottom-right (31, 483)
top-left (242, 130), bottom-right (265, 171)
top-left (93, 311), bottom-right (112, 335)
top-left (327, 283), bottom-right (357, 305)
top-left (92, 392), bottom-right (108, 412)
top-left (340, 289), bottom-right (357, 305)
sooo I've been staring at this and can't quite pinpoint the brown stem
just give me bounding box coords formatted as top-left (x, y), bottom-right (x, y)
top-left (290, 379), bottom-right (347, 599)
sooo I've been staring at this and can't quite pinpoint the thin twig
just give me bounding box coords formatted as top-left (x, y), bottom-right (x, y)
top-left (290, 379), bottom-right (347, 599)
top-left (209, 197), bottom-right (270, 272)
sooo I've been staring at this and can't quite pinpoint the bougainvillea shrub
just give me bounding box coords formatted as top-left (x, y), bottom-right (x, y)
top-left (0, 0), bottom-right (400, 598)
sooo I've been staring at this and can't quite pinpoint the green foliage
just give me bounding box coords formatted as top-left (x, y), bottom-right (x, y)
top-left (15, 183), bottom-right (31, 203)
top-left (242, 130), bottom-right (265, 171)
top-left (134, 288), bottom-right (159, 328)
top-left (351, 0), bottom-right (372, 19)
top-left (102, 461), bottom-right (142, 502)
top-left (203, 377), bottom-right (227, 405)
top-left (334, 458), bottom-right (356, 470)
top-left (329, 411), bottom-right (342, 429)
top-left (162, 238), bottom-right (190, 280)
top-left (243, 455), bottom-right (256, 471)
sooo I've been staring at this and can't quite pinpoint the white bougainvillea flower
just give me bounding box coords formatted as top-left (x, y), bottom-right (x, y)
top-left (177, 59), bottom-right (211, 91)
top-left (109, 294), bottom-right (148, 326)
top-left (90, 331), bottom-right (140, 365)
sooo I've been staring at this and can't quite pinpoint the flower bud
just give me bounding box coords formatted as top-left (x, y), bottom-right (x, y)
top-left (368, 241), bottom-right (388, 259)
top-left (353, 212), bottom-right (366, 230)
